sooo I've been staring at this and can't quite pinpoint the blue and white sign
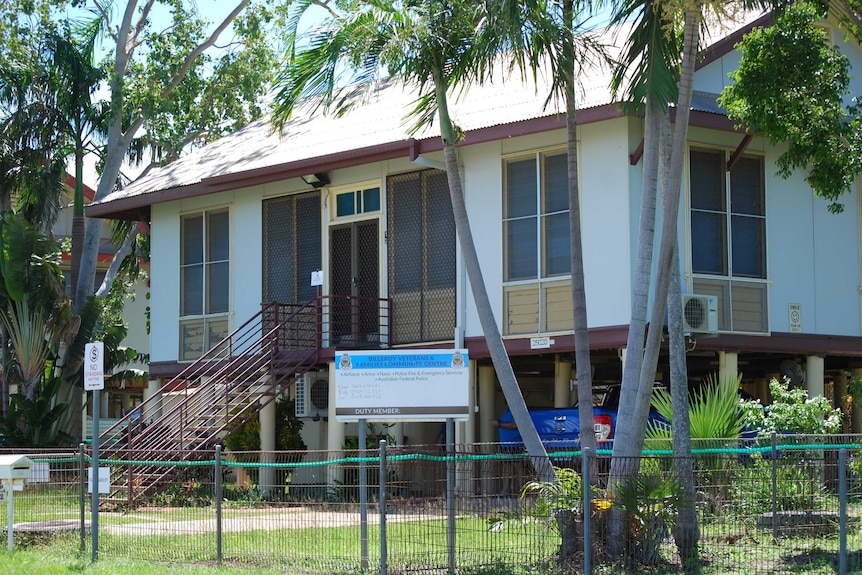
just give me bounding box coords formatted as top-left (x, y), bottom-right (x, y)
top-left (334, 350), bottom-right (469, 421)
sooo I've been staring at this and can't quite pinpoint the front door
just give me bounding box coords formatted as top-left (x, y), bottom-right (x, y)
top-left (329, 220), bottom-right (379, 346)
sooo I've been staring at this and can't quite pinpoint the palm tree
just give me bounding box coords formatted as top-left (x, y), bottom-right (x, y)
top-left (273, 0), bottom-right (556, 482)
top-left (605, 0), bottom-right (698, 558)
top-left (43, 21), bottom-right (106, 298)
top-left (521, 0), bottom-right (607, 463)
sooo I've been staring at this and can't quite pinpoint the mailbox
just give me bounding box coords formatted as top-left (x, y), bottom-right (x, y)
top-left (0, 455), bottom-right (32, 491)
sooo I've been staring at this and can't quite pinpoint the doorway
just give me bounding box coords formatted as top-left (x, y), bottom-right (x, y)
top-left (329, 220), bottom-right (379, 346)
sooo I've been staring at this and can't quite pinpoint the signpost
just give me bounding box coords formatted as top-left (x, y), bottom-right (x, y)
top-left (334, 349), bottom-right (469, 571)
top-left (84, 342), bottom-right (104, 562)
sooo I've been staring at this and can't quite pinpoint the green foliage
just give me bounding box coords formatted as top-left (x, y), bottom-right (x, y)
top-left (730, 454), bottom-right (830, 515)
top-left (521, 466), bottom-right (584, 520)
top-left (224, 396), bottom-right (307, 453)
top-left (647, 373), bottom-right (744, 446)
top-left (740, 378), bottom-right (842, 436)
top-left (612, 462), bottom-right (682, 564)
top-left (719, 2), bottom-right (862, 213)
top-left (0, 375), bottom-right (71, 447)
top-left (152, 479), bottom-right (212, 508)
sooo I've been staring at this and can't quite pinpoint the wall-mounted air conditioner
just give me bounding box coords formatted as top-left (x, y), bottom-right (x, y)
top-left (682, 294), bottom-right (718, 334)
top-left (295, 372), bottom-right (329, 418)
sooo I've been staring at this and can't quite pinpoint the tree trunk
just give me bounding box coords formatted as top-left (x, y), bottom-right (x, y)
top-left (435, 81), bottom-right (556, 485)
top-left (563, 0), bottom-right (597, 467)
top-left (660, 112), bottom-right (699, 564)
top-left (610, 10), bottom-right (702, 561)
top-left (668, 244), bottom-right (699, 565)
top-left (607, 97), bottom-right (662, 556)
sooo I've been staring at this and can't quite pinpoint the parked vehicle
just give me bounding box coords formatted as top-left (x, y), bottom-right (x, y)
top-left (497, 381), bottom-right (757, 449)
top-left (496, 384), bottom-right (662, 449)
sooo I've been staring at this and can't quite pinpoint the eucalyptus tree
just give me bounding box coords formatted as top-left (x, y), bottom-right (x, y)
top-left (273, 0), bottom-right (557, 482)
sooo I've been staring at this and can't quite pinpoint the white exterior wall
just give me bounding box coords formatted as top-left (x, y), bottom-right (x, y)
top-left (459, 140), bottom-right (505, 340)
top-left (121, 275), bottom-right (150, 372)
top-left (579, 118), bottom-right (633, 326)
top-left (150, 201), bottom-right (181, 364)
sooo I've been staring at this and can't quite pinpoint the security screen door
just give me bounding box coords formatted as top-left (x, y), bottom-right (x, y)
top-left (329, 220), bottom-right (379, 346)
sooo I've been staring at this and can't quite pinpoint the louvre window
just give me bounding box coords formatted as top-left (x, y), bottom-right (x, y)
top-left (689, 149), bottom-right (767, 332)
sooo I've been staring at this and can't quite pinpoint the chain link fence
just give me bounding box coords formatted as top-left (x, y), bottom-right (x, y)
top-left (2, 436), bottom-right (862, 574)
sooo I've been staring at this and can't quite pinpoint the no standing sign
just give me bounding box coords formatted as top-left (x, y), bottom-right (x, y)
top-left (84, 342), bottom-right (105, 391)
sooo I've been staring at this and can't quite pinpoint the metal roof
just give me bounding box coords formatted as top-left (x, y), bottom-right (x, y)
top-left (88, 11), bottom-right (769, 220)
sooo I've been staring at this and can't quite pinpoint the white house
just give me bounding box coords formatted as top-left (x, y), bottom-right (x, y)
top-left (86, 10), bottom-right (862, 472)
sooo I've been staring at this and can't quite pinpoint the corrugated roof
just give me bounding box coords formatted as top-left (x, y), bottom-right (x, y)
top-left (89, 11), bottom-right (768, 218)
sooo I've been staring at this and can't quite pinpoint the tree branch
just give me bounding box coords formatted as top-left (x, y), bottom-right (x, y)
top-left (96, 223), bottom-right (139, 299)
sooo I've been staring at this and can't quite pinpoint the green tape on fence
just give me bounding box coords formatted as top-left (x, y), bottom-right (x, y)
top-left (63, 442), bottom-right (862, 470)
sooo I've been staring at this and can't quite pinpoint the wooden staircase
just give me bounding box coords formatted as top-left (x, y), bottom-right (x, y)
top-left (97, 300), bottom-right (321, 507)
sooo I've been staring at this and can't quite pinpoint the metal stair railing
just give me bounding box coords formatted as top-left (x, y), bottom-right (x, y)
top-left (98, 300), bottom-right (321, 505)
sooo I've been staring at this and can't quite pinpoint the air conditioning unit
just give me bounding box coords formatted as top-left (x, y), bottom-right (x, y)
top-left (295, 372), bottom-right (330, 418)
top-left (682, 294), bottom-right (718, 334)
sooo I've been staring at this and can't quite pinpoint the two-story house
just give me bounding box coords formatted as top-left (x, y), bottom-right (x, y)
top-left (86, 11), bottom-right (862, 495)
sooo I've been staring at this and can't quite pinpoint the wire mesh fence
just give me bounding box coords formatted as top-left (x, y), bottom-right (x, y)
top-left (2, 436), bottom-right (862, 574)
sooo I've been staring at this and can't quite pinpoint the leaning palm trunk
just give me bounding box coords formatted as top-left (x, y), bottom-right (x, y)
top-left (611, 9), bottom-right (700, 564)
top-left (562, 0), bottom-right (597, 468)
top-left (436, 82), bottom-right (556, 484)
top-left (607, 96), bottom-right (662, 555)
top-left (668, 241), bottom-right (699, 563)
top-left (660, 110), bottom-right (699, 563)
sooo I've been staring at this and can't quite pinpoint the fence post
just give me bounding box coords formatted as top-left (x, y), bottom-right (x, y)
top-left (379, 440), bottom-right (387, 575)
top-left (446, 418), bottom-right (455, 575)
top-left (582, 446), bottom-right (591, 575)
top-left (839, 448), bottom-right (847, 575)
top-left (360, 423), bottom-right (368, 570)
top-left (215, 445), bottom-right (222, 566)
top-left (79, 443), bottom-right (85, 553)
top-left (772, 431), bottom-right (778, 541)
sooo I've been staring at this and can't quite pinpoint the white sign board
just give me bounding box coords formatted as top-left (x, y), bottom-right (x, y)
top-left (87, 466), bottom-right (111, 494)
top-left (530, 337), bottom-right (553, 349)
top-left (310, 270), bottom-right (323, 286)
top-left (84, 342), bottom-right (105, 391)
top-left (335, 350), bottom-right (470, 421)
top-left (789, 303), bottom-right (802, 333)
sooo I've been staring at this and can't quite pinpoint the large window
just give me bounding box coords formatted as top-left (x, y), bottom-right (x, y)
top-left (689, 148), bottom-right (767, 332)
top-left (262, 191), bottom-right (321, 305)
top-left (387, 169), bottom-right (455, 344)
top-left (180, 209), bottom-right (230, 360)
top-left (503, 151), bottom-right (572, 335)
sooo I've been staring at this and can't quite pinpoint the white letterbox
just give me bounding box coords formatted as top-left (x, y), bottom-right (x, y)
top-left (0, 455), bottom-right (32, 491)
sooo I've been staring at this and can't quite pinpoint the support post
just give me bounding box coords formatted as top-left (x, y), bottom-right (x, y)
top-left (446, 419), bottom-right (455, 574)
top-left (840, 448), bottom-right (847, 575)
top-left (771, 433), bottom-right (777, 542)
top-left (379, 440), bottom-right (387, 575)
top-left (91, 389), bottom-right (100, 562)
top-left (216, 445), bottom-right (223, 566)
top-left (583, 446), bottom-right (591, 575)
top-left (79, 443), bottom-right (85, 553)
top-left (360, 423), bottom-right (368, 570)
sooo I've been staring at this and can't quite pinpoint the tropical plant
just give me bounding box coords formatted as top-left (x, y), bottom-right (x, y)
top-left (719, 1), bottom-right (862, 214)
top-left (273, 0), bottom-right (555, 483)
top-left (611, 460), bottom-right (682, 565)
top-left (740, 377), bottom-right (842, 436)
top-left (521, 466), bottom-right (586, 558)
top-left (646, 374), bottom-right (745, 447)
top-left (0, 373), bottom-right (72, 447)
top-left (225, 396), bottom-right (308, 453)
